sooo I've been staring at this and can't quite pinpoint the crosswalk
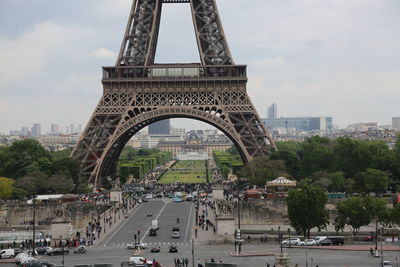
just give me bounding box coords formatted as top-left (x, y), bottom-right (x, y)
top-left (104, 241), bottom-right (191, 247)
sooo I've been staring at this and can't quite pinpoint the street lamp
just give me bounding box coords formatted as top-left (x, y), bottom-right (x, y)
top-left (32, 194), bottom-right (36, 256)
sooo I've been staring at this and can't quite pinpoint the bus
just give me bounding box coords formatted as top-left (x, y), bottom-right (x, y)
top-left (173, 192), bottom-right (183, 203)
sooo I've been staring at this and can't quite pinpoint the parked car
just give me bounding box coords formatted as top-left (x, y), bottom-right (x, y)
top-left (46, 248), bottom-right (69, 256)
top-left (129, 256), bottom-right (153, 266)
top-left (73, 246), bottom-right (87, 254)
top-left (314, 236), bottom-right (328, 245)
top-left (299, 239), bottom-right (316, 246)
top-left (127, 242), bottom-right (148, 249)
top-left (281, 238), bottom-right (301, 246)
top-left (329, 237), bottom-right (344, 245)
top-left (318, 239), bottom-right (333, 246)
top-left (169, 245), bottom-right (178, 253)
top-left (36, 247), bottom-right (52, 255)
top-left (150, 246), bottom-right (160, 253)
top-left (0, 249), bottom-right (15, 259)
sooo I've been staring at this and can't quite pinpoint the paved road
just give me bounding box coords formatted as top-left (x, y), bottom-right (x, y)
top-left (38, 243), bottom-right (400, 267)
top-left (102, 198), bottom-right (194, 247)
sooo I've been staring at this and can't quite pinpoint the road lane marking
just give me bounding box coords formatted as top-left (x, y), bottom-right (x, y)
top-left (140, 201), bottom-right (168, 243)
top-left (184, 202), bottom-right (194, 242)
top-left (100, 203), bottom-right (144, 246)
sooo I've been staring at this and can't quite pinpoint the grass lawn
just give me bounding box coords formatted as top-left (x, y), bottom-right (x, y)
top-left (158, 160), bottom-right (211, 184)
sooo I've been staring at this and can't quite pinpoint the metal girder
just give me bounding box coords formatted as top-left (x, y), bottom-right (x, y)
top-left (71, 0), bottom-right (276, 187)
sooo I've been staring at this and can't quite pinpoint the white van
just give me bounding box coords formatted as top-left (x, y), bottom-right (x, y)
top-left (151, 219), bottom-right (159, 230)
top-left (0, 249), bottom-right (15, 259)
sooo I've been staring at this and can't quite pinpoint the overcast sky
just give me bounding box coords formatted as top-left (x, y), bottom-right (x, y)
top-left (0, 0), bottom-right (399, 134)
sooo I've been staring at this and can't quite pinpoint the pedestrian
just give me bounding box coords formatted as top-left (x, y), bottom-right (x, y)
top-left (185, 258), bottom-right (189, 267)
top-left (219, 258), bottom-right (223, 263)
top-left (210, 258), bottom-right (215, 263)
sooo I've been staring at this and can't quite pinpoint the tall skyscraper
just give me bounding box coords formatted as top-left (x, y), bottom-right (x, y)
top-left (51, 124), bottom-right (59, 134)
top-left (21, 127), bottom-right (30, 136)
top-left (77, 124), bottom-right (82, 134)
top-left (267, 102), bottom-right (278, 119)
top-left (393, 117), bottom-right (400, 130)
top-left (31, 123), bottom-right (41, 137)
top-left (148, 119), bottom-right (170, 135)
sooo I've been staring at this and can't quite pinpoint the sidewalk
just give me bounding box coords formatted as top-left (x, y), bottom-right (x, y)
top-left (195, 198), bottom-right (218, 244)
top-left (94, 202), bottom-right (140, 247)
top-left (229, 244), bottom-right (400, 257)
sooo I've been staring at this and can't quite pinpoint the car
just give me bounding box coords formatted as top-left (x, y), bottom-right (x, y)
top-left (127, 242), bottom-right (148, 249)
top-left (318, 239), bottom-right (333, 246)
top-left (73, 246), bottom-right (87, 254)
top-left (383, 260), bottom-right (393, 267)
top-left (129, 256), bottom-right (153, 266)
top-left (0, 249), bottom-right (15, 259)
top-left (149, 229), bottom-right (157, 236)
top-left (314, 236), bottom-right (327, 245)
top-left (299, 239), bottom-right (316, 246)
top-left (329, 237), bottom-right (344, 245)
top-left (141, 198), bottom-right (148, 202)
top-left (281, 238), bottom-right (301, 246)
top-left (146, 213), bottom-right (153, 217)
top-left (168, 194), bottom-right (174, 198)
top-left (169, 245), bottom-right (178, 253)
top-left (172, 231), bottom-right (180, 238)
top-left (46, 248), bottom-right (69, 256)
top-left (36, 247), bottom-right (52, 255)
top-left (150, 246), bottom-right (160, 253)
top-left (172, 226), bottom-right (180, 232)
top-left (145, 194), bottom-right (153, 199)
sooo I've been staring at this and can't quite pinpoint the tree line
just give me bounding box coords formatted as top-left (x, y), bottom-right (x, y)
top-left (241, 136), bottom-right (400, 194)
top-left (287, 184), bottom-right (400, 237)
top-left (0, 139), bottom-right (89, 199)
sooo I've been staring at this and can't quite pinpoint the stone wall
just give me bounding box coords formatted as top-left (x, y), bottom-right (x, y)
top-left (0, 202), bottom-right (109, 233)
top-left (234, 198), bottom-right (289, 226)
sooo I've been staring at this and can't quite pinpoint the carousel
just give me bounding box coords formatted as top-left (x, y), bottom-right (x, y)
top-left (266, 176), bottom-right (297, 193)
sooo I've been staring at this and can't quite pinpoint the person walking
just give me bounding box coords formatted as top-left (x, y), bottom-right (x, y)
top-left (185, 258), bottom-right (189, 267)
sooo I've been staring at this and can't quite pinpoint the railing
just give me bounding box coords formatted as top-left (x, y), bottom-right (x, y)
top-left (102, 65), bottom-right (246, 80)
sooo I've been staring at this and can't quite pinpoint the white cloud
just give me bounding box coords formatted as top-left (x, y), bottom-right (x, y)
top-left (90, 48), bottom-right (117, 59)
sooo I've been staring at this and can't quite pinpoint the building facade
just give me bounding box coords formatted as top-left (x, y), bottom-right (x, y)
top-left (267, 103), bottom-right (277, 119)
top-left (263, 117), bottom-right (333, 132)
top-left (393, 117), bottom-right (400, 130)
top-left (148, 120), bottom-right (171, 135)
top-left (157, 132), bottom-right (231, 158)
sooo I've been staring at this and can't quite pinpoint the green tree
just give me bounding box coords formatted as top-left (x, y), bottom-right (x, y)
top-left (47, 174), bottom-right (74, 194)
top-left (287, 184), bottom-right (330, 237)
top-left (0, 177), bottom-right (14, 199)
top-left (356, 168), bottom-right (390, 194)
top-left (241, 157), bottom-right (288, 187)
top-left (334, 197), bottom-right (370, 235)
top-left (328, 172), bottom-right (346, 192)
top-left (298, 136), bottom-right (334, 178)
top-left (0, 139), bottom-right (51, 178)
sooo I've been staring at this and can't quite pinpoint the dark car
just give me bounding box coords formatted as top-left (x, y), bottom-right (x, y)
top-left (73, 246), bottom-right (87, 254)
top-left (318, 239), bottom-right (333, 246)
top-left (172, 227), bottom-right (180, 232)
top-left (149, 229), bottom-right (157, 236)
top-left (150, 246), bottom-right (160, 253)
top-left (329, 237), bottom-right (344, 245)
top-left (36, 247), bottom-right (51, 255)
top-left (46, 248), bottom-right (69, 256)
top-left (169, 245), bottom-right (178, 253)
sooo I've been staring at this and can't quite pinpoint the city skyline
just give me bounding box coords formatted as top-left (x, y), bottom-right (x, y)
top-left (0, 0), bottom-right (399, 133)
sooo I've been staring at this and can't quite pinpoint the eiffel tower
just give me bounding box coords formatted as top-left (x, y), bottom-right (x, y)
top-left (71, 0), bottom-right (276, 187)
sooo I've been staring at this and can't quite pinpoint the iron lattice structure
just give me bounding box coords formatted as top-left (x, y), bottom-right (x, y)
top-left (71, 0), bottom-right (276, 187)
